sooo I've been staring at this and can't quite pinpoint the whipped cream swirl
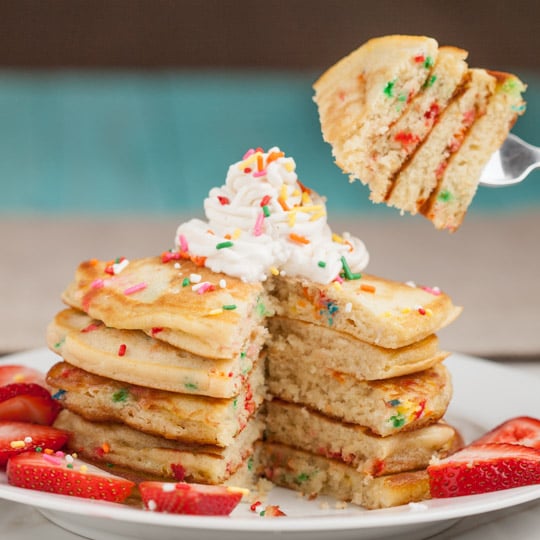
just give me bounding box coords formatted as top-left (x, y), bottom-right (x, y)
top-left (175, 148), bottom-right (369, 283)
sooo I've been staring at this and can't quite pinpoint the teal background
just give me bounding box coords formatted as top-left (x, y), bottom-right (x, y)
top-left (0, 70), bottom-right (538, 217)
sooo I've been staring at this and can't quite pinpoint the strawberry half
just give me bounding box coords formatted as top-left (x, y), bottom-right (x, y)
top-left (139, 481), bottom-right (244, 515)
top-left (0, 422), bottom-right (69, 466)
top-left (7, 451), bottom-right (134, 503)
top-left (428, 443), bottom-right (540, 498)
top-left (472, 416), bottom-right (540, 450)
top-left (0, 365), bottom-right (46, 387)
top-left (0, 383), bottom-right (61, 425)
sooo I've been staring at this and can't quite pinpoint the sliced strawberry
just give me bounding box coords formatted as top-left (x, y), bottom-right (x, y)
top-left (7, 451), bottom-right (134, 503)
top-left (139, 481), bottom-right (244, 515)
top-left (0, 422), bottom-right (69, 466)
top-left (428, 443), bottom-right (540, 498)
top-left (0, 383), bottom-right (61, 425)
top-left (472, 417), bottom-right (540, 450)
top-left (0, 365), bottom-right (46, 387)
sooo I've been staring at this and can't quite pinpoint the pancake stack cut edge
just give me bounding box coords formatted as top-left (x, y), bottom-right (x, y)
top-left (47, 257), bottom-right (269, 486)
top-left (261, 273), bottom-right (462, 508)
top-left (313, 35), bottom-right (526, 231)
top-left (47, 255), bottom-right (463, 509)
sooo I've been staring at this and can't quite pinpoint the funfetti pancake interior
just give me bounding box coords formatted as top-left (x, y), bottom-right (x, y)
top-left (313, 35), bottom-right (526, 231)
top-left (48, 146), bottom-right (464, 509)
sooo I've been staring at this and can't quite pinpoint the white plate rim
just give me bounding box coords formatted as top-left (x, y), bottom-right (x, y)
top-left (0, 348), bottom-right (539, 534)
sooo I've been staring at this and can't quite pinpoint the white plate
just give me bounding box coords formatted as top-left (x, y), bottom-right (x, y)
top-left (1, 348), bottom-right (540, 540)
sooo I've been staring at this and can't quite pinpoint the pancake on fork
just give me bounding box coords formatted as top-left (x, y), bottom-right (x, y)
top-left (387, 68), bottom-right (495, 213)
top-left (313, 34), bottom-right (439, 180)
top-left (313, 35), bottom-right (526, 230)
top-left (421, 71), bottom-right (526, 230)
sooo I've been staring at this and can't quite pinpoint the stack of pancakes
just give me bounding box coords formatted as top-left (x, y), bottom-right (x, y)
top-left (46, 255), bottom-right (463, 508)
top-left (260, 273), bottom-right (463, 509)
top-left (46, 256), bottom-right (271, 486)
top-left (313, 35), bottom-right (526, 230)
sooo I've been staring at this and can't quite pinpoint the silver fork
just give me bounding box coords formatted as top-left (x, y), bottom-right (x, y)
top-left (479, 133), bottom-right (540, 187)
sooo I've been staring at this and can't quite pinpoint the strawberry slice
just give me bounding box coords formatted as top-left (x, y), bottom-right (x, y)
top-left (139, 481), bottom-right (244, 515)
top-left (428, 443), bottom-right (540, 498)
top-left (472, 417), bottom-right (540, 450)
top-left (0, 365), bottom-right (46, 387)
top-left (0, 383), bottom-right (61, 425)
top-left (0, 422), bottom-right (69, 466)
top-left (7, 451), bottom-right (134, 503)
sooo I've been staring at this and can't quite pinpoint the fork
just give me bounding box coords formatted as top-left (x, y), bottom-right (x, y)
top-left (479, 133), bottom-right (540, 187)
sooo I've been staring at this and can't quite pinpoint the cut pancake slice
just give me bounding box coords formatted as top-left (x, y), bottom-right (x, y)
top-left (268, 317), bottom-right (448, 380)
top-left (47, 360), bottom-right (265, 446)
top-left (387, 68), bottom-right (496, 213)
top-left (47, 309), bottom-right (261, 398)
top-left (259, 442), bottom-right (430, 510)
top-left (313, 35), bottom-right (527, 230)
top-left (273, 274), bottom-right (462, 348)
top-left (360, 46), bottom-right (469, 202)
top-left (266, 400), bottom-right (462, 476)
top-left (267, 361), bottom-right (452, 437)
top-left (313, 35), bottom-right (438, 179)
top-left (422, 71), bottom-right (527, 230)
top-left (61, 257), bottom-right (270, 360)
top-left (54, 409), bottom-right (264, 485)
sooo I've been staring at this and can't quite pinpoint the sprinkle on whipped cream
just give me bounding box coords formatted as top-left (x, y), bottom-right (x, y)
top-left (174, 147), bottom-right (369, 283)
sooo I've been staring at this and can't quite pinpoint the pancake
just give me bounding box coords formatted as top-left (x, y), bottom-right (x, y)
top-left (422, 71), bottom-right (527, 230)
top-left (266, 400), bottom-right (462, 475)
top-left (313, 35), bottom-right (526, 230)
top-left (259, 442), bottom-right (430, 510)
top-left (387, 68), bottom-right (495, 213)
top-left (349, 46), bottom-right (469, 202)
top-left (47, 360), bottom-right (265, 446)
top-left (61, 257), bottom-right (272, 360)
top-left (272, 273), bottom-right (462, 349)
top-left (267, 361), bottom-right (452, 436)
top-left (54, 409), bottom-right (264, 485)
top-left (267, 317), bottom-right (447, 380)
top-left (313, 35), bottom-right (438, 170)
top-left (47, 308), bottom-right (262, 398)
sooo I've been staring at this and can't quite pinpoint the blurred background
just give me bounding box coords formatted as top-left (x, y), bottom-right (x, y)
top-left (0, 0), bottom-right (539, 357)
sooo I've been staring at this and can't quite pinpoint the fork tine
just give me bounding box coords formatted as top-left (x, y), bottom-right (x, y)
top-left (479, 134), bottom-right (540, 187)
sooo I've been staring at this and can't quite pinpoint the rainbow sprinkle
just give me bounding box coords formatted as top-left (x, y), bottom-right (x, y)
top-left (124, 282), bottom-right (147, 295)
top-left (216, 241), bottom-right (234, 249)
top-left (383, 79), bottom-right (396, 97)
top-left (178, 234), bottom-right (189, 253)
top-left (289, 233), bottom-right (310, 245)
top-left (340, 256), bottom-right (361, 280)
top-left (253, 212), bottom-right (265, 237)
top-left (192, 281), bottom-right (215, 294)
